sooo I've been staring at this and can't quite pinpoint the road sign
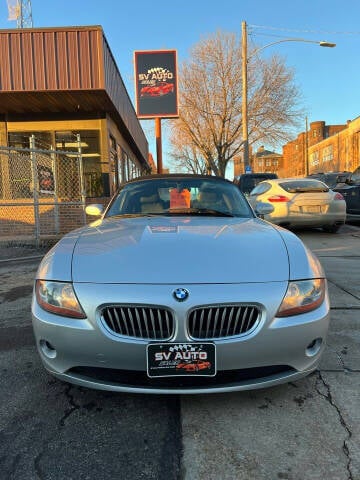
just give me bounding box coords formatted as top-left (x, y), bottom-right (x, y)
top-left (245, 165), bottom-right (252, 173)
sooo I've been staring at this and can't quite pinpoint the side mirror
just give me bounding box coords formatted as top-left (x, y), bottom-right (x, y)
top-left (85, 204), bottom-right (104, 216)
top-left (255, 202), bottom-right (274, 218)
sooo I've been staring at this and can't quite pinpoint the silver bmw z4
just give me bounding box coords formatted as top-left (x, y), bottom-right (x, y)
top-left (32, 174), bottom-right (330, 394)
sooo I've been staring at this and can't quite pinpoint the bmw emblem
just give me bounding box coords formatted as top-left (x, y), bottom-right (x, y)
top-left (173, 288), bottom-right (189, 302)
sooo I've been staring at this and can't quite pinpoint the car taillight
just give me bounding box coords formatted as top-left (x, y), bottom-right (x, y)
top-left (267, 195), bottom-right (290, 202)
top-left (334, 192), bottom-right (344, 200)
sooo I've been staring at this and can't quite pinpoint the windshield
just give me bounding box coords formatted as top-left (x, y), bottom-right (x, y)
top-left (105, 177), bottom-right (253, 218)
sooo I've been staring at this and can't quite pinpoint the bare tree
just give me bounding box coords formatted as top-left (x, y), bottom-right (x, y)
top-left (169, 31), bottom-right (303, 177)
top-left (168, 126), bottom-right (208, 174)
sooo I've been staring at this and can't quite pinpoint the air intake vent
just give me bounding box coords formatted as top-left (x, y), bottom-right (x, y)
top-left (188, 305), bottom-right (260, 339)
top-left (101, 306), bottom-right (174, 340)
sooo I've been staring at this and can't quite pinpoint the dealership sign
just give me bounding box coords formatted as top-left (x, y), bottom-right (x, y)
top-left (134, 50), bottom-right (179, 119)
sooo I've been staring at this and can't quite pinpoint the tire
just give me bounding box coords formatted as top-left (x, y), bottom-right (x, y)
top-left (322, 224), bottom-right (341, 233)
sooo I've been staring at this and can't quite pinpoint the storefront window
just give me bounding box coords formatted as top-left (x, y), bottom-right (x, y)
top-left (56, 130), bottom-right (107, 197)
top-left (7, 131), bottom-right (53, 198)
top-left (8, 131), bottom-right (52, 150)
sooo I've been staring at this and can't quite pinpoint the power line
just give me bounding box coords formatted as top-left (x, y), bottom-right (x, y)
top-left (249, 24), bottom-right (360, 36)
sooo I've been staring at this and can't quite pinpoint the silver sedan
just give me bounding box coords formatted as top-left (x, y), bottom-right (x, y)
top-left (32, 174), bottom-right (330, 394)
top-left (248, 178), bottom-right (346, 232)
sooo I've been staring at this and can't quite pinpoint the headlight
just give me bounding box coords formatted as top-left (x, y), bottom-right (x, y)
top-left (35, 280), bottom-right (86, 318)
top-left (276, 279), bottom-right (325, 317)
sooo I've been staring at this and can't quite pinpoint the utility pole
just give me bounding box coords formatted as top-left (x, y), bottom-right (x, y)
top-left (155, 118), bottom-right (163, 174)
top-left (241, 20), bottom-right (335, 177)
top-left (7, 0), bottom-right (33, 28)
top-left (241, 21), bottom-right (250, 172)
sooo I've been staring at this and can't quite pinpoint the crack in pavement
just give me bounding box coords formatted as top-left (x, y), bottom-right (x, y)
top-left (316, 371), bottom-right (353, 480)
top-left (330, 307), bottom-right (360, 310)
top-left (33, 383), bottom-right (81, 477)
top-left (318, 256), bottom-right (360, 258)
top-left (326, 345), bottom-right (359, 373)
top-left (34, 452), bottom-right (45, 480)
top-left (321, 369), bottom-right (360, 373)
top-left (59, 384), bottom-right (81, 426)
top-left (327, 279), bottom-right (360, 302)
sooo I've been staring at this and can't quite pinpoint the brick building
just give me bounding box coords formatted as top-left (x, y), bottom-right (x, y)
top-left (252, 146), bottom-right (283, 174)
top-left (233, 146), bottom-right (283, 177)
top-left (281, 119), bottom-right (360, 177)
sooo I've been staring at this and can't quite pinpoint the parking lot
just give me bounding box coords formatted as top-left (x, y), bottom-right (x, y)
top-left (0, 224), bottom-right (359, 480)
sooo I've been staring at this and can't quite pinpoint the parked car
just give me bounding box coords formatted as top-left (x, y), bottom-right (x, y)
top-left (233, 173), bottom-right (278, 196)
top-left (140, 81), bottom-right (174, 97)
top-left (32, 174), bottom-right (330, 394)
top-left (333, 166), bottom-right (360, 221)
top-left (306, 171), bottom-right (351, 189)
top-left (248, 177), bottom-right (346, 233)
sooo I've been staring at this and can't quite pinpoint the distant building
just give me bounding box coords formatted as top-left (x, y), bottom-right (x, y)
top-left (233, 146), bottom-right (283, 177)
top-left (252, 146), bottom-right (283, 174)
top-left (148, 153), bottom-right (157, 173)
top-left (281, 120), bottom-right (358, 177)
top-left (307, 118), bottom-right (359, 174)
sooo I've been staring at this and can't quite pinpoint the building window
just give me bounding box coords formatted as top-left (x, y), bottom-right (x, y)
top-left (322, 145), bottom-right (333, 163)
top-left (8, 131), bottom-right (52, 149)
top-left (310, 151), bottom-right (319, 166)
top-left (109, 135), bottom-right (116, 152)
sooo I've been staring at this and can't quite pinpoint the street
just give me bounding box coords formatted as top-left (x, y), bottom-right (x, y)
top-left (0, 224), bottom-right (359, 480)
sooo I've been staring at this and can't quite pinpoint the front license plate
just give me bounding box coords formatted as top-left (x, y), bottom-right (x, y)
top-left (147, 343), bottom-right (216, 378)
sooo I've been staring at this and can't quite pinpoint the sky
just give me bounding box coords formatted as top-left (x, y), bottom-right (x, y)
top-left (1, 0), bottom-right (360, 172)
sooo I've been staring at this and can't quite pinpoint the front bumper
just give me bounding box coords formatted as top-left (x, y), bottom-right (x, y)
top-left (31, 281), bottom-right (330, 394)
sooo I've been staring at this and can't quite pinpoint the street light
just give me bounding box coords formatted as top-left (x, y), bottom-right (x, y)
top-left (241, 21), bottom-right (336, 171)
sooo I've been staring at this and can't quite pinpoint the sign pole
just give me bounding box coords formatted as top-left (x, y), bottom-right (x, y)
top-left (155, 117), bottom-right (163, 174)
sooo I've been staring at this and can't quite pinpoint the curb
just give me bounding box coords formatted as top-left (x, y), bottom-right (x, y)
top-left (0, 254), bottom-right (45, 264)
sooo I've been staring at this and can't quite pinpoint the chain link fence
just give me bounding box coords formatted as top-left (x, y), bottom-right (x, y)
top-left (0, 138), bottom-right (87, 246)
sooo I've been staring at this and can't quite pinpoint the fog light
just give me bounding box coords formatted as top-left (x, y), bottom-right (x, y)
top-left (39, 339), bottom-right (57, 359)
top-left (306, 338), bottom-right (322, 357)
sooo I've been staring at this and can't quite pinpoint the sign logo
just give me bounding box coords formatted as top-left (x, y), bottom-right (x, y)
top-left (134, 50), bottom-right (179, 119)
top-left (173, 288), bottom-right (189, 302)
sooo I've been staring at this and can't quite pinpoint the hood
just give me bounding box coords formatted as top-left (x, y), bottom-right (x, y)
top-left (70, 216), bottom-right (290, 284)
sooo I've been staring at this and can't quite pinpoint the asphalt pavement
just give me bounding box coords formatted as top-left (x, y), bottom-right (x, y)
top-left (0, 223), bottom-right (359, 480)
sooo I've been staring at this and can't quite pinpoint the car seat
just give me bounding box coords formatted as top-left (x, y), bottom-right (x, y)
top-left (139, 193), bottom-right (164, 213)
top-left (195, 189), bottom-right (227, 210)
